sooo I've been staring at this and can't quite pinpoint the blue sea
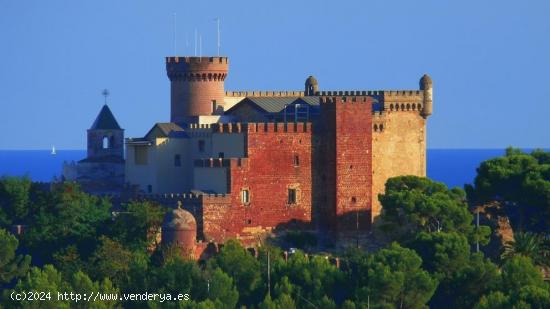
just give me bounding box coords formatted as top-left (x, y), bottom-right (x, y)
top-left (0, 149), bottom-right (528, 189)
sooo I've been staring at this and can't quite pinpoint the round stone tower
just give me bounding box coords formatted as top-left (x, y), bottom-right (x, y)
top-left (305, 75), bottom-right (318, 96)
top-left (419, 74), bottom-right (433, 118)
top-left (166, 56), bottom-right (229, 123)
top-left (161, 206), bottom-right (197, 259)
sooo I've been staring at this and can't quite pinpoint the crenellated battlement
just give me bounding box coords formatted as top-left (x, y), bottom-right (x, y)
top-left (166, 56), bottom-right (229, 65)
top-left (318, 96), bottom-right (372, 104)
top-left (246, 122), bottom-right (312, 133)
top-left (194, 157), bottom-right (248, 168)
top-left (188, 123), bottom-right (214, 129)
top-left (166, 56), bottom-right (229, 83)
top-left (225, 91), bottom-right (305, 97)
top-left (134, 192), bottom-right (231, 205)
top-left (384, 90), bottom-right (423, 97)
top-left (316, 90), bottom-right (384, 96)
top-left (211, 123), bottom-right (246, 133)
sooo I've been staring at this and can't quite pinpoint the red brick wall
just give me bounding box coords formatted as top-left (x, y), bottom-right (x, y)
top-left (317, 96), bottom-right (373, 231)
top-left (200, 123), bottom-right (313, 245)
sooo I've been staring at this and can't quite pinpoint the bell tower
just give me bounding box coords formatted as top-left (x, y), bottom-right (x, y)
top-left (86, 104), bottom-right (124, 160)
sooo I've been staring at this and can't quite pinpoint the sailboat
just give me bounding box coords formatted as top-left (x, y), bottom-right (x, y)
top-left (51, 146), bottom-right (56, 155)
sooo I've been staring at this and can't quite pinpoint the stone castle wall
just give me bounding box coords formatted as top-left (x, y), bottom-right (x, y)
top-left (371, 95), bottom-right (427, 220)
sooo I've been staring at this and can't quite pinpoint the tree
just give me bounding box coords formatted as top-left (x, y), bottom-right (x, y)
top-left (109, 201), bottom-right (166, 250)
top-left (208, 239), bottom-right (262, 305)
top-left (152, 257), bottom-right (207, 303)
top-left (378, 176), bottom-right (490, 245)
top-left (468, 148), bottom-right (550, 232)
top-left (270, 251), bottom-right (343, 306)
top-left (88, 236), bottom-right (131, 285)
top-left (476, 256), bottom-right (550, 309)
top-left (3, 264), bottom-right (119, 309)
top-left (0, 229), bottom-right (30, 284)
top-left (344, 243), bottom-right (437, 309)
top-left (502, 232), bottom-right (549, 267)
top-left (206, 268), bottom-right (239, 309)
top-left (22, 183), bottom-right (111, 263)
top-left (410, 232), bottom-right (470, 279)
top-left (0, 176), bottom-right (32, 225)
top-left (500, 256), bottom-right (546, 293)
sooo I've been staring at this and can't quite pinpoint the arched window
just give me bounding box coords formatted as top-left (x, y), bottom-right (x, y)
top-left (374, 124), bottom-right (378, 132)
top-left (102, 136), bottom-right (109, 149)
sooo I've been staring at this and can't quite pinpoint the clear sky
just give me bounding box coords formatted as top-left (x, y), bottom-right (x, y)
top-left (1, 0), bottom-right (549, 149)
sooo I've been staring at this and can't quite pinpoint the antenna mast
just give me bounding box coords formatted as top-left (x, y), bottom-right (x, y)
top-left (194, 29), bottom-right (198, 56)
top-left (199, 34), bottom-right (202, 58)
top-left (215, 17), bottom-right (220, 56)
top-left (173, 13), bottom-right (177, 55)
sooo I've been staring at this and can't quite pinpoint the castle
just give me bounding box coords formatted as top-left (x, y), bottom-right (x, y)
top-left (67, 56), bottom-right (432, 257)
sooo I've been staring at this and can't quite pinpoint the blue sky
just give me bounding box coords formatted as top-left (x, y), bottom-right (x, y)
top-left (1, 0), bottom-right (549, 149)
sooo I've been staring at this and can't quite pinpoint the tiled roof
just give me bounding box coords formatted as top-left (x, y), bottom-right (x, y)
top-left (90, 105), bottom-right (122, 130)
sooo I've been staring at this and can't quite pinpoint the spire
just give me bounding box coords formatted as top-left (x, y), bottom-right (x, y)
top-left (90, 105), bottom-right (122, 130)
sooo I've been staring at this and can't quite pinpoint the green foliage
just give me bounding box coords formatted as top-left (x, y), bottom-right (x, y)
top-left (271, 251), bottom-right (343, 305)
top-left (0, 176), bottom-right (32, 225)
top-left (208, 239), bottom-right (262, 304)
top-left (501, 256), bottom-right (546, 292)
top-left (378, 176), bottom-right (487, 245)
top-left (21, 183), bottom-right (111, 263)
top-left (475, 256), bottom-right (550, 309)
top-left (344, 243), bottom-right (437, 309)
top-left (502, 231), bottom-right (549, 267)
top-left (152, 257), bottom-right (207, 302)
top-left (206, 268), bottom-right (239, 309)
top-left (410, 232), bottom-right (470, 279)
top-left (0, 229), bottom-right (31, 284)
top-left (109, 201), bottom-right (166, 250)
top-left (88, 236), bottom-right (131, 285)
top-left (469, 148), bottom-right (550, 231)
top-left (4, 264), bottom-right (119, 309)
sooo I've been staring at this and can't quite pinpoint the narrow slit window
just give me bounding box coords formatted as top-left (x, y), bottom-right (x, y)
top-left (288, 188), bottom-right (297, 204)
top-left (241, 189), bottom-right (250, 204)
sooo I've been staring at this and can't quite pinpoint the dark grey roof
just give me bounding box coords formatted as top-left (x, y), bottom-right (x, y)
top-left (227, 96), bottom-right (319, 114)
top-left (155, 123), bottom-right (184, 136)
top-left (145, 123), bottom-right (184, 138)
top-left (90, 105), bottom-right (122, 130)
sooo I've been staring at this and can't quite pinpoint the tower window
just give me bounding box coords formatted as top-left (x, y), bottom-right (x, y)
top-left (174, 154), bottom-right (181, 167)
top-left (293, 155), bottom-right (300, 166)
top-left (288, 188), bottom-right (297, 204)
top-left (241, 189), bottom-right (250, 205)
top-left (198, 140), bottom-right (205, 152)
top-left (102, 136), bottom-right (110, 149)
top-left (212, 100), bottom-right (217, 113)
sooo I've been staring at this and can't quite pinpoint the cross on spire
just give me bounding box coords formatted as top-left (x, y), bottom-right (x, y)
top-left (102, 89), bottom-right (110, 105)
